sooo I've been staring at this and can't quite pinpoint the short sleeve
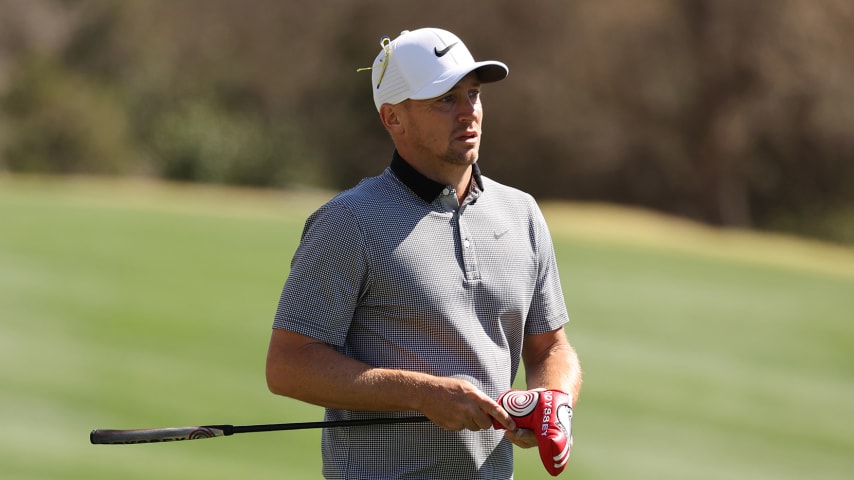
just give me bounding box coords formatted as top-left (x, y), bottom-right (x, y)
top-left (272, 201), bottom-right (369, 347)
top-left (525, 203), bottom-right (570, 335)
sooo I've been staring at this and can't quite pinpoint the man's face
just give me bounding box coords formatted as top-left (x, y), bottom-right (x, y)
top-left (400, 73), bottom-right (483, 167)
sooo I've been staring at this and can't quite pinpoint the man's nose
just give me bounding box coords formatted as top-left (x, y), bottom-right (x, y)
top-left (458, 97), bottom-right (479, 122)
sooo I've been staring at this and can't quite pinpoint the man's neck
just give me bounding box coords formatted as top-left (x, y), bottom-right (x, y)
top-left (397, 151), bottom-right (473, 201)
top-left (391, 150), bottom-right (483, 205)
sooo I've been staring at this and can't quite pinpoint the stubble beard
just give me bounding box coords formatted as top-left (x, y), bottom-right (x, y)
top-left (411, 136), bottom-right (480, 169)
top-left (441, 134), bottom-right (481, 167)
top-left (407, 116), bottom-right (482, 168)
top-left (441, 148), bottom-right (479, 167)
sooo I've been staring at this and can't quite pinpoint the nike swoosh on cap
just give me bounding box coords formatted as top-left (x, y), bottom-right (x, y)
top-left (434, 42), bottom-right (458, 57)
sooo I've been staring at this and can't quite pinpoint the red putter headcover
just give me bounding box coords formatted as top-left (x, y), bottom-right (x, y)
top-left (493, 389), bottom-right (573, 476)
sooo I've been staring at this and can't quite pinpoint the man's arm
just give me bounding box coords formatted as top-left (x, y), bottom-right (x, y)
top-left (503, 326), bottom-right (581, 448)
top-left (522, 326), bottom-right (582, 404)
top-left (265, 328), bottom-right (516, 432)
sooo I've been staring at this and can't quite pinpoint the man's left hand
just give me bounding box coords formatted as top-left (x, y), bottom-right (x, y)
top-left (502, 427), bottom-right (537, 448)
top-left (493, 388), bottom-right (573, 476)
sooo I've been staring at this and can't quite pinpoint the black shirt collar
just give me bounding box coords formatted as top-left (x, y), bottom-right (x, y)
top-left (389, 150), bottom-right (484, 203)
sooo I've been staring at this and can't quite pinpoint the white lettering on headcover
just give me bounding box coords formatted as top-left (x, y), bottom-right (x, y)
top-left (541, 391), bottom-right (553, 436)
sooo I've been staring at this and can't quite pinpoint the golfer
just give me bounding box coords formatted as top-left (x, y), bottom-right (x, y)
top-left (266, 27), bottom-right (582, 479)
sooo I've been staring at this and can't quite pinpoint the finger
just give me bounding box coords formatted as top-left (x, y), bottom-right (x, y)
top-left (504, 428), bottom-right (537, 448)
top-left (445, 422), bottom-right (465, 432)
top-left (484, 399), bottom-right (516, 431)
top-left (433, 417), bottom-right (466, 432)
top-left (471, 412), bottom-right (495, 431)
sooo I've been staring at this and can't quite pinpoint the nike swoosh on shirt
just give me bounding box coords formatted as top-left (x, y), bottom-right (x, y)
top-left (494, 229), bottom-right (510, 239)
top-left (434, 42), bottom-right (458, 57)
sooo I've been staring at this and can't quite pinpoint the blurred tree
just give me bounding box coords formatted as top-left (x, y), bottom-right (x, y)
top-left (1, 56), bottom-right (141, 174)
top-left (0, 0), bottom-right (852, 243)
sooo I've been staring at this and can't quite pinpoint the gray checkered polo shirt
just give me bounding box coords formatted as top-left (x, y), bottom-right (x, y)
top-left (273, 151), bottom-right (570, 479)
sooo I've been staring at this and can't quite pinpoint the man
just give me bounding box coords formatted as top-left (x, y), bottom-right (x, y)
top-left (266, 28), bottom-right (582, 479)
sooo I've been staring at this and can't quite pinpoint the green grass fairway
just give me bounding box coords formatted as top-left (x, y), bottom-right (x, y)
top-left (1, 175), bottom-right (852, 479)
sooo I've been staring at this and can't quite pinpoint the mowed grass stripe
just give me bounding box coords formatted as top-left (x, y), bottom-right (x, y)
top-left (557, 237), bottom-right (853, 479)
top-left (1, 180), bottom-right (323, 479)
top-left (1, 175), bottom-right (852, 479)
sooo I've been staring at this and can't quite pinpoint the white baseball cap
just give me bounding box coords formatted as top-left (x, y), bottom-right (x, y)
top-left (366, 28), bottom-right (509, 111)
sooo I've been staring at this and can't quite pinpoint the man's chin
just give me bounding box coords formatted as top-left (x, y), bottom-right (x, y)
top-left (447, 147), bottom-right (479, 166)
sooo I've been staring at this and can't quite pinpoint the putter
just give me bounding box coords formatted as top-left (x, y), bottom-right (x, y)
top-left (91, 416), bottom-right (431, 444)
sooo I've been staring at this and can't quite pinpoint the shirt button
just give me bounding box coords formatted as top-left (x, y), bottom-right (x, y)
top-left (442, 188), bottom-right (450, 196)
top-left (463, 239), bottom-right (470, 248)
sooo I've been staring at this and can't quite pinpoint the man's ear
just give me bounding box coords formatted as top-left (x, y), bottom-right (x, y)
top-left (380, 104), bottom-right (403, 132)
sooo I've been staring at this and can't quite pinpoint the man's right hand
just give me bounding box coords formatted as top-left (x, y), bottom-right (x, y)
top-left (415, 376), bottom-right (517, 433)
top-left (268, 330), bottom-right (517, 433)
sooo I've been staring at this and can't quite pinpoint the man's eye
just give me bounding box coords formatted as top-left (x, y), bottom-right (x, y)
top-left (440, 95), bottom-right (455, 103)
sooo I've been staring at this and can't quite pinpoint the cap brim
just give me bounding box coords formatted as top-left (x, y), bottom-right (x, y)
top-left (409, 60), bottom-right (509, 101)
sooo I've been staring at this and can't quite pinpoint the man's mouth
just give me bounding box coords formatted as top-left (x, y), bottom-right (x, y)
top-left (456, 130), bottom-right (479, 143)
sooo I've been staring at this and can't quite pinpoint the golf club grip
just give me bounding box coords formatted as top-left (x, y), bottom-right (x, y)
top-left (90, 425), bottom-right (232, 444)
